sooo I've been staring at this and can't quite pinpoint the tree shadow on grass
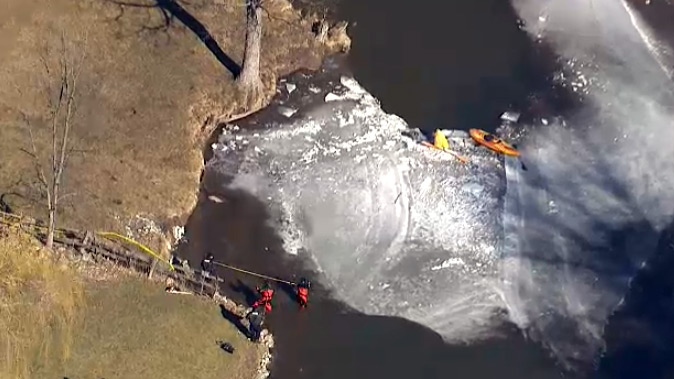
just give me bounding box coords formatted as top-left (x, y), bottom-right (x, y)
top-left (105, 0), bottom-right (241, 78)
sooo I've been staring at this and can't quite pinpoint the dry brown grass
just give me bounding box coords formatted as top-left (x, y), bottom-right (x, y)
top-left (0, 226), bottom-right (263, 379)
top-left (0, 0), bottom-right (339, 250)
top-left (52, 278), bottom-right (263, 379)
top-left (0, 226), bottom-right (84, 379)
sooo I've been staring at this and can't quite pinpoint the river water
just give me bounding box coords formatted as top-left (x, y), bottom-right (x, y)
top-left (179, 0), bottom-right (674, 378)
top-left (336, 0), bottom-right (576, 131)
top-left (184, 60), bottom-right (567, 378)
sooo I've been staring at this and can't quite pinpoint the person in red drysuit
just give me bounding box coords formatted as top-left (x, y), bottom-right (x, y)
top-left (252, 281), bottom-right (274, 313)
top-left (296, 277), bottom-right (311, 309)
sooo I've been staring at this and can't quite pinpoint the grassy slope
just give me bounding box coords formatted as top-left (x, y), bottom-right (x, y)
top-left (0, 0), bottom-right (330, 244)
top-left (54, 279), bottom-right (260, 379)
top-left (0, 228), bottom-right (260, 379)
top-left (0, 228), bottom-right (84, 379)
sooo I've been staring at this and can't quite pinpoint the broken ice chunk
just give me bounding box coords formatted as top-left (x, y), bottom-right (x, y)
top-left (278, 106), bottom-right (298, 118)
top-left (325, 92), bottom-right (342, 102)
top-left (208, 195), bottom-right (224, 203)
top-left (431, 258), bottom-right (465, 271)
top-left (548, 200), bottom-right (558, 214)
top-left (500, 111), bottom-right (521, 123)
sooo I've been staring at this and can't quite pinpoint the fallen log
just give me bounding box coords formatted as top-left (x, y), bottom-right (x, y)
top-left (3, 212), bottom-right (230, 301)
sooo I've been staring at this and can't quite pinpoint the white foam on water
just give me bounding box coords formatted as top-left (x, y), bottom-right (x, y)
top-left (205, 1), bottom-right (674, 365)
top-left (620, 0), bottom-right (674, 80)
top-left (209, 75), bottom-right (509, 343)
top-left (503, 0), bottom-right (674, 368)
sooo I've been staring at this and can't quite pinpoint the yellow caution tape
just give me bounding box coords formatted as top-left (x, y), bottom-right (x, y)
top-left (1, 212), bottom-right (174, 271)
top-left (97, 231), bottom-right (175, 271)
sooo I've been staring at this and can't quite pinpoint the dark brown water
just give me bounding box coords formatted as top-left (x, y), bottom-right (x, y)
top-left (626, 0), bottom-right (674, 54)
top-left (598, 219), bottom-right (674, 379)
top-left (293, 0), bottom-right (577, 131)
top-left (336, 0), bottom-right (577, 131)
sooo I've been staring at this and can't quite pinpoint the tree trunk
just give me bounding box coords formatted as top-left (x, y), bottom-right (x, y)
top-left (46, 206), bottom-right (55, 249)
top-left (148, 258), bottom-right (158, 279)
top-left (237, 0), bottom-right (263, 108)
top-left (46, 177), bottom-right (60, 250)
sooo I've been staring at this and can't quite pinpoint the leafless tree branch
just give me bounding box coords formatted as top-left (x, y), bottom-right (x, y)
top-left (19, 31), bottom-right (87, 249)
top-left (57, 192), bottom-right (77, 203)
top-left (257, 1), bottom-right (294, 26)
top-left (19, 114), bottom-right (51, 197)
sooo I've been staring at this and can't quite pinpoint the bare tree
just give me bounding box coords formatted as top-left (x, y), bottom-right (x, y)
top-left (236, 0), bottom-right (264, 108)
top-left (21, 33), bottom-right (86, 249)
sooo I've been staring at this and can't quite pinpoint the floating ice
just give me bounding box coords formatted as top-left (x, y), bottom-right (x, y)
top-left (208, 195), bottom-right (224, 203)
top-left (431, 258), bottom-right (465, 271)
top-left (277, 106), bottom-right (297, 118)
top-left (203, 2), bottom-right (674, 363)
top-left (208, 74), bottom-right (507, 343)
top-left (508, 0), bottom-right (674, 369)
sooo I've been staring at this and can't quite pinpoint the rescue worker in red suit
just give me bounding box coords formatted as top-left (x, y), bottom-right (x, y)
top-left (296, 277), bottom-right (311, 309)
top-left (252, 281), bottom-right (274, 313)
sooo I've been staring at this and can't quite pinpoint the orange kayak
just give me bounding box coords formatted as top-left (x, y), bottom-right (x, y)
top-left (469, 129), bottom-right (520, 157)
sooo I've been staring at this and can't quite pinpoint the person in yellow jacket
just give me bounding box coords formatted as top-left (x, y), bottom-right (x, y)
top-left (433, 129), bottom-right (450, 151)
